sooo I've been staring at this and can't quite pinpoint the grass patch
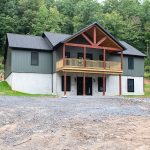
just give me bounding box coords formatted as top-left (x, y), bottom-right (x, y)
top-left (0, 81), bottom-right (56, 97)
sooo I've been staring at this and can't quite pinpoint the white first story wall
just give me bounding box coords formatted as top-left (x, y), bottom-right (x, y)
top-left (6, 72), bottom-right (144, 96)
top-left (6, 73), bottom-right (52, 94)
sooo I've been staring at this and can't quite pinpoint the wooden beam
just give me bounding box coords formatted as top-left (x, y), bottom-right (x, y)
top-left (96, 37), bottom-right (107, 46)
top-left (103, 49), bottom-right (106, 69)
top-left (65, 43), bottom-right (121, 51)
top-left (96, 26), bottom-right (124, 50)
top-left (82, 33), bottom-right (93, 45)
top-left (83, 73), bottom-right (86, 95)
top-left (119, 74), bottom-right (122, 96)
top-left (103, 74), bottom-right (106, 96)
top-left (93, 26), bottom-right (96, 44)
top-left (63, 44), bottom-right (65, 66)
top-left (84, 46), bottom-right (86, 67)
top-left (121, 51), bottom-right (123, 70)
top-left (61, 67), bottom-right (123, 73)
top-left (60, 69), bottom-right (123, 75)
top-left (64, 72), bottom-right (66, 96)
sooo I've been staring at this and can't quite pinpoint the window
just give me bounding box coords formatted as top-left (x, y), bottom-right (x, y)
top-left (128, 57), bottom-right (134, 70)
top-left (65, 52), bottom-right (70, 58)
top-left (61, 76), bottom-right (71, 91)
top-left (86, 53), bottom-right (93, 60)
top-left (77, 53), bottom-right (83, 59)
top-left (98, 77), bottom-right (106, 92)
top-left (99, 55), bottom-right (103, 61)
top-left (127, 79), bottom-right (134, 92)
top-left (77, 53), bottom-right (93, 60)
top-left (31, 51), bottom-right (39, 66)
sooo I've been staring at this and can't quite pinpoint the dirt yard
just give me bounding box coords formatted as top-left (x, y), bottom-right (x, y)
top-left (0, 96), bottom-right (150, 150)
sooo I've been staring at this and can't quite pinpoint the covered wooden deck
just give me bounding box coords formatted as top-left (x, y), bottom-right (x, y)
top-left (56, 58), bottom-right (122, 74)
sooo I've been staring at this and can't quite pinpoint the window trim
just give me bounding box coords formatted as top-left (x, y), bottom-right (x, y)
top-left (31, 51), bottom-right (39, 66)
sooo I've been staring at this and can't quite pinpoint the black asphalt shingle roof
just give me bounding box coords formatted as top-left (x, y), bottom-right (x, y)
top-left (7, 33), bottom-right (52, 50)
top-left (43, 32), bottom-right (71, 46)
top-left (118, 41), bottom-right (146, 57)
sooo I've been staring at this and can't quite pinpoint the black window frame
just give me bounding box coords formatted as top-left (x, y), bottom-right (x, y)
top-left (61, 76), bottom-right (71, 91)
top-left (128, 57), bottom-right (134, 70)
top-left (98, 77), bottom-right (106, 92)
top-left (99, 55), bottom-right (103, 61)
top-left (65, 52), bottom-right (70, 58)
top-left (127, 79), bottom-right (134, 92)
top-left (77, 53), bottom-right (93, 60)
top-left (31, 51), bottom-right (39, 66)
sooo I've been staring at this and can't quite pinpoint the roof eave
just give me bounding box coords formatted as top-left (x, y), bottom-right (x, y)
top-left (9, 46), bottom-right (52, 52)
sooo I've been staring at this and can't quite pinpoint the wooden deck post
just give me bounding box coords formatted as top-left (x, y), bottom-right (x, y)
top-left (103, 49), bottom-right (106, 69)
top-left (83, 73), bottom-right (86, 95)
top-left (103, 74), bottom-right (106, 96)
top-left (63, 44), bottom-right (65, 66)
top-left (119, 74), bottom-right (122, 96)
top-left (84, 46), bottom-right (86, 67)
top-left (121, 51), bottom-right (123, 70)
top-left (64, 72), bottom-right (66, 96)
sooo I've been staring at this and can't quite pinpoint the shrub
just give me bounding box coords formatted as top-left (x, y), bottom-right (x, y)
top-left (145, 72), bottom-right (150, 79)
top-left (145, 66), bottom-right (150, 72)
top-left (145, 58), bottom-right (150, 66)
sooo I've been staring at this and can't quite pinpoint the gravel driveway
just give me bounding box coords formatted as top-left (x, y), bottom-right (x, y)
top-left (0, 96), bottom-right (150, 150)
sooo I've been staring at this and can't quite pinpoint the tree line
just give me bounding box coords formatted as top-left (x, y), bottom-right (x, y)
top-left (0, 0), bottom-right (150, 56)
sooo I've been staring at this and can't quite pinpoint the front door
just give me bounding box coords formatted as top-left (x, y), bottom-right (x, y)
top-left (77, 77), bottom-right (92, 95)
top-left (86, 77), bottom-right (92, 95)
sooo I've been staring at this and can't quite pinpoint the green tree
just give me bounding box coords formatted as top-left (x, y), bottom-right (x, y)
top-left (73, 0), bottom-right (102, 32)
top-left (32, 0), bottom-right (64, 35)
top-left (0, 14), bottom-right (18, 50)
top-left (17, 0), bottom-right (40, 34)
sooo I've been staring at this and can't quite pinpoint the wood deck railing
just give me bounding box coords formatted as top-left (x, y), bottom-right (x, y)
top-left (56, 58), bottom-right (122, 73)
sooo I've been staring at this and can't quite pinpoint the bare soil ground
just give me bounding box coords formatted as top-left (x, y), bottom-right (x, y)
top-left (0, 96), bottom-right (150, 150)
top-left (144, 78), bottom-right (150, 84)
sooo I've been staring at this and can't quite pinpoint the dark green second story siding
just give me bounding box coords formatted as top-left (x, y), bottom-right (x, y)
top-left (4, 48), bottom-right (12, 78)
top-left (12, 49), bottom-right (52, 74)
top-left (109, 55), bottom-right (144, 77)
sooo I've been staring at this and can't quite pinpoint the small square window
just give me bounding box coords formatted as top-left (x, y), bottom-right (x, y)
top-left (31, 51), bottom-right (39, 66)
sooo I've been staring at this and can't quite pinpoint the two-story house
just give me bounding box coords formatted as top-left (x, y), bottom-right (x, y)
top-left (4, 22), bottom-right (146, 96)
